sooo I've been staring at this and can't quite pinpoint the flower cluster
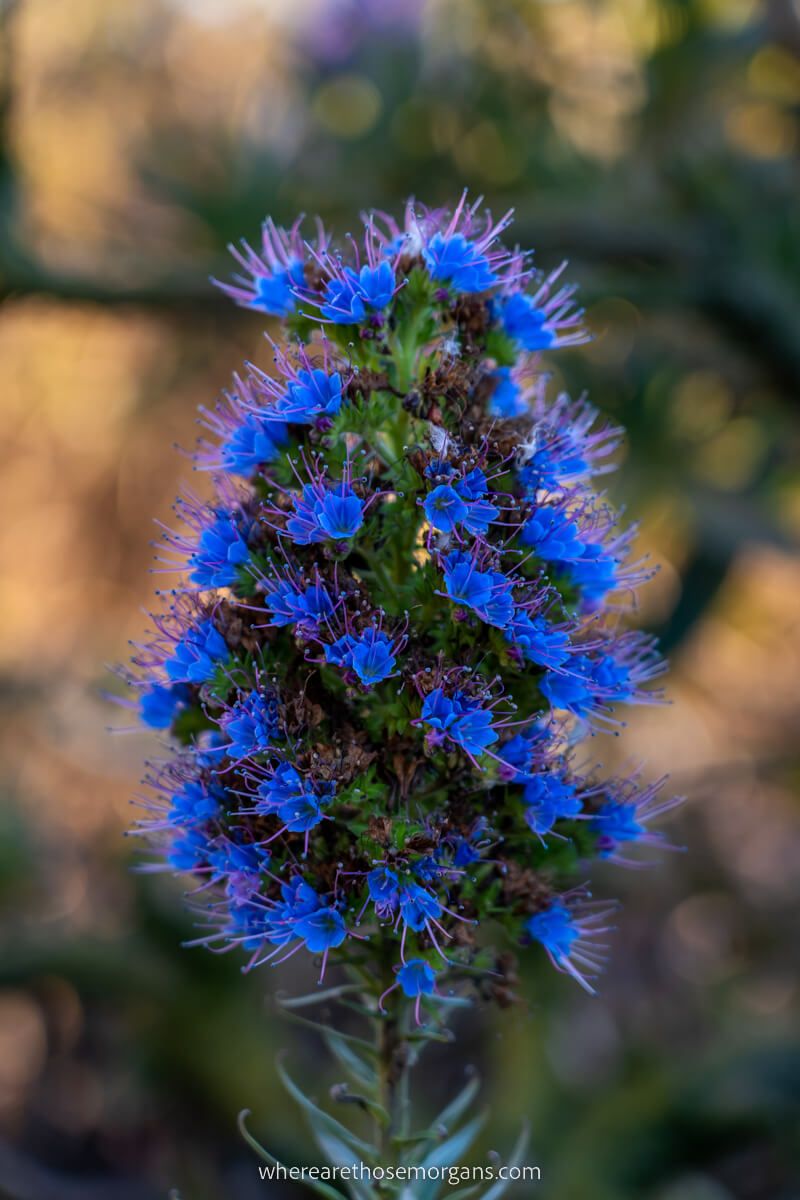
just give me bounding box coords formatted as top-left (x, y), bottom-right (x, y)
top-left (128, 193), bottom-right (680, 1014)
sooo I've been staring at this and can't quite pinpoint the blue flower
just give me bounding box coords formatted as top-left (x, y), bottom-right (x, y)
top-left (500, 731), bottom-right (539, 780)
top-left (316, 487), bottom-right (365, 540)
top-left (355, 262), bottom-right (396, 308)
top-left (526, 899), bottom-right (609, 994)
top-left (456, 468), bottom-right (489, 502)
top-left (567, 546), bottom-right (621, 607)
top-left (424, 458), bottom-right (455, 481)
top-left (189, 515), bottom-right (250, 589)
top-left (590, 653), bottom-right (635, 701)
top-left (520, 509), bottom-right (630, 608)
top-left (489, 368), bottom-right (526, 418)
top-left (264, 578), bottom-right (334, 629)
top-left (501, 293), bottom-right (556, 351)
top-left (222, 690), bottom-right (278, 758)
top-left (262, 877), bottom-right (323, 946)
top-left (461, 497), bottom-right (499, 537)
top-left (540, 665), bottom-right (594, 717)
top-left (522, 774), bottom-right (582, 838)
top-left (221, 412), bottom-right (287, 475)
top-left (527, 902), bottom-right (579, 958)
top-left (520, 507), bottom-right (585, 561)
top-left (247, 260), bottom-right (304, 317)
top-left (139, 682), bottom-right (190, 729)
top-left (223, 902), bottom-right (272, 951)
top-left (286, 483), bottom-right (365, 544)
top-left (397, 959), bottom-right (436, 998)
top-left (453, 839), bottom-right (479, 867)
top-left (257, 764), bottom-right (333, 835)
top-left (321, 262), bottom-right (395, 323)
top-left (541, 646), bottom-right (655, 719)
top-left (325, 634), bottom-right (357, 669)
top-left (299, 580), bottom-right (336, 624)
top-left (420, 688), bottom-right (499, 756)
top-left (294, 906), bottom-right (348, 952)
top-left (165, 619), bottom-right (229, 684)
top-left (325, 628), bottom-right (397, 686)
top-left (518, 433), bottom-right (590, 492)
top-left (285, 485), bottom-right (327, 545)
top-left (504, 613), bottom-right (571, 669)
top-left (208, 834), bottom-right (271, 883)
top-left (399, 883), bottom-right (442, 931)
top-left (280, 369), bottom-right (343, 424)
top-left (591, 802), bottom-right (644, 846)
top-left (263, 581), bottom-right (307, 627)
top-left (424, 233), bottom-right (497, 293)
top-left (452, 819), bottom-right (490, 867)
top-left (424, 474), bottom-right (498, 537)
top-left (281, 876), bottom-right (323, 917)
top-left (256, 763), bottom-right (307, 813)
top-left (169, 779), bottom-right (224, 826)
top-left (420, 687), bottom-right (462, 735)
top-left (368, 867), bottom-right (401, 916)
top-left (423, 485), bottom-right (468, 533)
top-left (413, 855), bottom-right (442, 882)
top-left (452, 707), bottom-right (500, 755)
top-left (442, 552), bottom-right (514, 629)
top-left (167, 828), bottom-right (209, 872)
top-left (279, 792), bottom-right (326, 834)
top-left (321, 277), bottom-right (366, 323)
top-left (349, 628), bottom-right (397, 685)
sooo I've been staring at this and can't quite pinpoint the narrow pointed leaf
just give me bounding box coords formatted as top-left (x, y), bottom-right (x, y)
top-left (238, 1110), bottom-right (348, 1200)
top-left (278, 1059), bottom-right (378, 1163)
top-left (410, 1112), bottom-right (487, 1199)
top-left (309, 1127), bottom-right (377, 1200)
top-left (277, 985), bottom-right (363, 1010)
top-left (392, 1074), bottom-right (480, 1162)
top-left (324, 1028), bottom-right (379, 1090)
top-left (281, 1007), bottom-right (377, 1054)
top-left (432, 1072), bottom-right (480, 1133)
top-left (480, 1123), bottom-right (532, 1200)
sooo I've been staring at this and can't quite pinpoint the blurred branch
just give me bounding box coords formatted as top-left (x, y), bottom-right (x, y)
top-left (655, 547), bottom-right (731, 655)
top-left (0, 0), bottom-right (21, 231)
top-left (0, 256), bottom-right (233, 313)
top-left (0, 0), bottom-right (232, 315)
top-left (514, 216), bottom-right (800, 393)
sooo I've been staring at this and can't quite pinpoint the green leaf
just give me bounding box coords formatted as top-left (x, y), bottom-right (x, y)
top-left (483, 328), bottom-right (517, 367)
top-left (277, 984), bottom-right (363, 1009)
top-left (278, 1007), bottom-right (378, 1056)
top-left (306, 1125), bottom-right (378, 1200)
top-left (238, 1108), bottom-right (284, 1168)
top-left (394, 1073), bottom-right (480, 1171)
top-left (237, 1110), bottom-right (348, 1200)
top-left (324, 1028), bottom-right (378, 1091)
top-left (480, 1123), bottom-right (531, 1200)
top-left (277, 1058), bottom-right (379, 1163)
top-left (409, 1113), bottom-right (487, 1200)
top-left (432, 1071), bottom-right (481, 1134)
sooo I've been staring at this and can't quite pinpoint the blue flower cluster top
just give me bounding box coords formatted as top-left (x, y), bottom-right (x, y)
top-left (126, 194), bottom-right (681, 1013)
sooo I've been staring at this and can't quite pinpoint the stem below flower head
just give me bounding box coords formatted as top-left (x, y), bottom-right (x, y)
top-left (371, 933), bottom-right (409, 1161)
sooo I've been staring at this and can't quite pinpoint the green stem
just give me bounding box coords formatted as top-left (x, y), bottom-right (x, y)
top-left (374, 964), bottom-right (407, 1156)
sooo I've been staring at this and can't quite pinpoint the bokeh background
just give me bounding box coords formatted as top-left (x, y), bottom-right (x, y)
top-left (1, 0), bottom-right (799, 1197)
